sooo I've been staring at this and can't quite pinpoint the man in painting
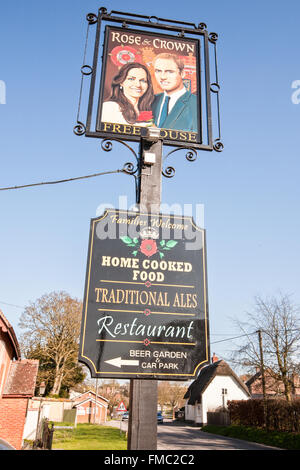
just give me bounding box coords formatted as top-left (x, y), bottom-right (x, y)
top-left (152, 53), bottom-right (198, 133)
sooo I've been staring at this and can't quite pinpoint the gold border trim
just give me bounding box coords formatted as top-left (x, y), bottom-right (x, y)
top-left (80, 209), bottom-right (209, 378)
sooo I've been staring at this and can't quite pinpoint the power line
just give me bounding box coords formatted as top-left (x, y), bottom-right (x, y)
top-left (0, 301), bottom-right (25, 309)
top-left (0, 169), bottom-right (127, 191)
top-left (211, 332), bottom-right (257, 345)
top-left (211, 328), bottom-right (300, 345)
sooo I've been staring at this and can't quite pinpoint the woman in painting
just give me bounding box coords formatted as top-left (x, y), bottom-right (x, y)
top-left (101, 62), bottom-right (154, 126)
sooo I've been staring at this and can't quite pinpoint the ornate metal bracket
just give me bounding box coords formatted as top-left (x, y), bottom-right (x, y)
top-left (162, 147), bottom-right (198, 178)
top-left (73, 8), bottom-right (223, 153)
top-left (208, 32), bottom-right (224, 152)
top-left (100, 138), bottom-right (140, 199)
top-left (73, 13), bottom-right (98, 137)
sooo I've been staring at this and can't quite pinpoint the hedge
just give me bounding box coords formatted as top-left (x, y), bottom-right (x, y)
top-left (228, 399), bottom-right (300, 433)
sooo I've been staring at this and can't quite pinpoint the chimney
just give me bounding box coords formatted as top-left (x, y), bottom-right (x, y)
top-left (212, 353), bottom-right (219, 363)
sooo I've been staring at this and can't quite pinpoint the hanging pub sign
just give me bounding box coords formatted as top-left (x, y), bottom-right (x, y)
top-left (74, 9), bottom-right (223, 152)
top-left (96, 26), bottom-right (201, 146)
top-left (78, 209), bottom-right (210, 380)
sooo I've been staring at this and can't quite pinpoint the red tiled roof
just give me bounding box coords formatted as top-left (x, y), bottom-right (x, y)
top-left (2, 360), bottom-right (39, 397)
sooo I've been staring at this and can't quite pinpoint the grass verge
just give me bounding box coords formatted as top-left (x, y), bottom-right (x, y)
top-left (201, 424), bottom-right (300, 450)
top-left (52, 423), bottom-right (127, 450)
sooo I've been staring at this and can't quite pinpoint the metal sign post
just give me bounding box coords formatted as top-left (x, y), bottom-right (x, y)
top-left (128, 135), bottom-right (162, 450)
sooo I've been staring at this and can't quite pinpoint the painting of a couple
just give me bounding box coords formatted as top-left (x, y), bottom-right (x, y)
top-left (101, 53), bottom-right (198, 133)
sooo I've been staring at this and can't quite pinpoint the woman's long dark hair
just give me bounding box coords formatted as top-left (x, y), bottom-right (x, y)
top-left (108, 63), bottom-right (154, 124)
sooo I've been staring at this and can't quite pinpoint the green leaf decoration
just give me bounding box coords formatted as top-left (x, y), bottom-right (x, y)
top-left (166, 240), bottom-right (178, 248)
top-left (120, 236), bottom-right (133, 245)
top-left (160, 240), bottom-right (166, 247)
top-left (159, 252), bottom-right (165, 259)
top-left (132, 250), bottom-right (138, 256)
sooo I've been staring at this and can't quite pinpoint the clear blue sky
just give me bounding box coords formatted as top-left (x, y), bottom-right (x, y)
top-left (0, 0), bottom-right (299, 367)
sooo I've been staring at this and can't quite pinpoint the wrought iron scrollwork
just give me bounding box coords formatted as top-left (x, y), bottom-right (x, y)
top-left (122, 162), bottom-right (136, 175)
top-left (210, 82), bottom-right (220, 94)
top-left (149, 16), bottom-right (159, 24)
top-left (198, 23), bottom-right (207, 31)
top-left (98, 8), bottom-right (108, 16)
top-left (74, 9), bottom-right (223, 154)
top-left (73, 121), bottom-right (86, 136)
top-left (81, 65), bottom-right (93, 76)
top-left (162, 166), bottom-right (176, 179)
top-left (162, 147), bottom-right (198, 178)
top-left (213, 140), bottom-right (224, 152)
top-left (86, 13), bottom-right (98, 24)
top-left (101, 138), bottom-right (139, 175)
top-left (74, 13), bottom-right (97, 138)
top-left (100, 138), bottom-right (140, 198)
top-left (208, 32), bottom-right (218, 44)
top-left (209, 31), bottom-right (223, 152)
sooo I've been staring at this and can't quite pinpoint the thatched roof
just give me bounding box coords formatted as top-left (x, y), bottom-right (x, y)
top-left (184, 360), bottom-right (250, 405)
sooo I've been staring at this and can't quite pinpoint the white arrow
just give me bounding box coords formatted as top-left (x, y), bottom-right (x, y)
top-left (105, 357), bottom-right (139, 368)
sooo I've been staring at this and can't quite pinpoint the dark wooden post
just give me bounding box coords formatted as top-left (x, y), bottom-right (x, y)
top-left (127, 133), bottom-right (162, 450)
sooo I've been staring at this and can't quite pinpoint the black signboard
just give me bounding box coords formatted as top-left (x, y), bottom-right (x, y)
top-left (79, 209), bottom-right (210, 380)
top-left (96, 26), bottom-right (202, 147)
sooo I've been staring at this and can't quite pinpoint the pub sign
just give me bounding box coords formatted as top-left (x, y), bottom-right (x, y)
top-left (75, 9), bottom-right (222, 152)
top-left (96, 26), bottom-right (201, 146)
top-left (78, 209), bottom-right (210, 380)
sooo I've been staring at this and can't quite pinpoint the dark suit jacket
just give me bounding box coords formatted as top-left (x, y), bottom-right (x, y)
top-left (152, 90), bottom-right (198, 133)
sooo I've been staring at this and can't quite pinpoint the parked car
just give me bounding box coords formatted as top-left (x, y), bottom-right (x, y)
top-left (122, 411), bottom-right (163, 422)
top-left (175, 407), bottom-right (185, 420)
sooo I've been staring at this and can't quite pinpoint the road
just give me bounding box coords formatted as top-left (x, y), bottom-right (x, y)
top-left (157, 421), bottom-right (279, 451)
top-left (106, 419), bottom-right (280, 450)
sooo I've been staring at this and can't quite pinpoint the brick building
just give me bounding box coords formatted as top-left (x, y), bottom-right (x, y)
top-left (244, 368), bottom-right (300, 400)
top-left (0, 310), bottom-right (38, 449)
top-left (72, 390), bottom-right (108, 424)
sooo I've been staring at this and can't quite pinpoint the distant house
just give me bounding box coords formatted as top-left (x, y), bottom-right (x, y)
top-left (72, 390), bottom-right (108, 424)
top-left (184, 355), bottom-right (250, 426)
top-left (23, 390), bottom-right (109, 438)
top-left (245, 368), bottom-right (300, 400)
top-left (0, 309), bottom-right (39, 449)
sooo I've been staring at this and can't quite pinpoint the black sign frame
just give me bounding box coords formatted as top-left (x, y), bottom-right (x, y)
top-left (95, 25), bottom-right (202, 147)
top-left (76, 8), bottom-right (222, 152)
top-left (78, 209), bottom-right (210, 380)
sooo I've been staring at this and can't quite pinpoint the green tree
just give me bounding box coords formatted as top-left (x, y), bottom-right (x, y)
top-left (19, 291), bottom-right (85, 396)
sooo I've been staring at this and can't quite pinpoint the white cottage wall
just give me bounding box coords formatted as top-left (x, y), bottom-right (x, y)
top-left (201, 375), bottom-right (249, 425)
top-left (185, 403), bottom-right (196, 421)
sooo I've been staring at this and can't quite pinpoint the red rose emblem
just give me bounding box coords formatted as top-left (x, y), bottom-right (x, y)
top-left (137, 111), bottom-right (153, 122)
top-left (110, 46), bottom-right (142, 67)
top-left (140, 239), bottom-right (157, 257)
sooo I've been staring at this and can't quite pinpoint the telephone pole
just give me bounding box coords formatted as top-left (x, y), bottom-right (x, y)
top-left (257, 329), bottom-right (268, 428)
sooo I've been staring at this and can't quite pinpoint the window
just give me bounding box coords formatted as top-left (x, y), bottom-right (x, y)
top-left (221, 388), bottom-right (228, 409)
